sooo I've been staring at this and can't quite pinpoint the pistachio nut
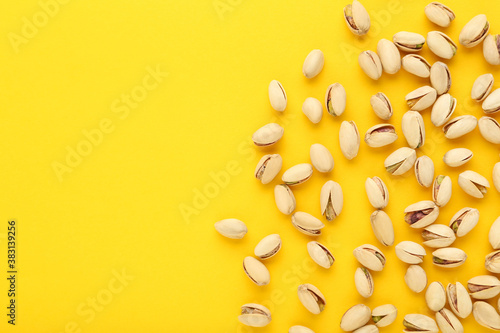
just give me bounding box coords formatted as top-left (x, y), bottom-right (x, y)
top-left (405, 265), bottom-right (427, 293)
top-left (339, 120), bottom-right (360, 160)
top-left (426, 281), bottom-right (447, 312)
top-left (403, 314), bottom-right (438, 333)
top-left (254, 234), bottom-right (281, 260)
top-left (268, 80), bottom-right (287, 112)
top-left (377, 39), bottom-right (401, 74)
top-left (404, 200), bottom-right (439, 228)
top-left (459, 14), bottom-right (489, 47)
top-left (307, 241), bottom-right (335, 269)
top-left (310, 143), bottom-right (334, 173)
top-left (449, 207), bottom-right (479, 237)
top-left (354, 325), bottom-right (378, 333)
top-left (344, 0), bottom-right (370, 36)
top-left (431, 93), bottom-right (456, 127)
top-left (443, 148), bottom-right (473, 167)
top-left (494, 163), bottom-right (500, 193)
top-left (385, 147), bottom-right (417, 175)
top-left (302, 97), bottom-right (323, 124)
top-left (406, 86), bottom-right (437, 111)
top-left (402, 54), bottom-right (431, 78)
top-left (482, 88), bottom-right (500, 114)
top-left (340, 304), bottom-right (371, 332)
top-left (425, 2), bottom-right (455, 27)
top-left (414, 155), bottom-right (435, 188)
top-left (238, 303), bottom-right (272, 327)
top-left (458, 170), bottom-right (490, 198)
top-left (443, 115), bottom-right (478, 139)
top-left (243, 256), bottom-right (270, 286)
top-left (432, 175), bottom-right (452, 207)
top-left (289, 326), bottom-right (314, 333)
top-left (303, 49), bottom-right (324, 79)
top-left (255, 154), bottom-right (282, 184)
top-left (393, 31), bottom-right (426, 52)
top-left (430, 62), bottom-right (452, 95)
top-left (274, 184), bottom-right (296, 215)
top-left (370, 92), bottom-right (393, 120)
top-left (282, 163), bottom-right (313, 186)
top-left (325, 83), bottom-right (347, 116)
top-left (320, 180), bottom-right (343, 221)
top-left (252, 123), bottom-right (284, 146)
top-left (436, 308), bottom-right (464, 333)
top-left (485, 250), bottom-right (500, 273)
top-left (472, 73), bottom-right (494, 102)
top-left (365, 177), bottom-right (389, 209)
top-left (427, 31), bottom-right (457, 59)
top-left (297, 283), bottom-right (326, 314)
top-left (473, 301), bottom-right (500, 330)
top-left (395, 240), bottom-right (426, 264)
top-left (291, 211), bottom-right (324, 236)
top-left (354, 267), bottom-right (374, 298)
top-left (214, 219), bottom-right (248, 239)
top-left (358, 51), bottom-right (383, 80)
top-left (483, 34), bottom-right (500, 65)
top-left (489, 216), bottom-right (500, 249)
top-left (370, 210), bottom-right (395, 246)
top-left (478, 116), bottom-right (500, 144)
top-left (433, 248), bottom-right (467, 268)
top-left (402, 111), bottom-right (425, 148)
top-left (364, 124), bottom-right (397, 148)
top-left (447, 282), bottom-right (472, 318)
top-left (353, 244), bottom-right (386, 271)
top-left (467, 275), bottom-right (500, 299)
top-left (372, 304), bottom-right (397, 328)
top-left (422, 224), bottom-right (456, 248)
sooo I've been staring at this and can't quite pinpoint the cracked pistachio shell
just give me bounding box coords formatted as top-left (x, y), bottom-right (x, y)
top-left (431, 93), bottom-right (456, 127)
top-left (341, 304), bottom-right (371, 332)
top-left (402, 54), bottom-right (431, 78)
top-left (495, 163), bottom-right (500, 193)
top-left (370, 92), bottom-right (393, 120)
top-left (404, 200), bottom-right (439, 228)
top-left (425, 2), bottom-right (455, 27)
top-left (310, 143), bottom-right (334, 173)
top-left (243, 256), bottom-right (270, 286)
top-left (372, 304), bottom-right (397, 328)
top-left (472, 74), bottom-right (494, 102)
top-left (395, 241), bottom-right (426, 264)
top-left (255, 154), bottom-right (282, 184)
top-left (252, 123), bottom-right (284, 146)
top-left (320, 180), bottom-right (343, 221)
top-left (377, 39), bottom-right (401, 74)
top-left (339, 121), bottom-right (360, 160)
top-left (291, 212), bottom-right (324, 236)
top-left (268, 80), bottom-right (287, 111)
top-left (473, 301), bottom-right (500, 330)
top-left (459, 14), bottom-right (489, 47)
top-left (468, 275), bottom-right (500, 299)
top-left (436, 308), bottom-right (464, 333)
top-left (443, 148), bottom-right (473, 167)
top-left (238, 303), bottom-right (271, 327)
top-left (482, 88), bottom-right (500, 114)
top-left (430, 62), bottom-right (451, 95)
top-left (353, 244), bottom-right (386, 271)
top-left (385, 147), bottom-right (417, 175)
top-left (403, 314), bottom-right (438, 333)
top-left (483, 34), bottom-right (500, 65)
top-left (433, 248), bottom-right (467, 268)
top-left (302, 97), bottom-right (323, 124)
top-left (359, 51), bottom-right (382, 80)
top-left (214, 219), bottom-right (247, 239)
top-left (393, 31), bottom-right (426, 52)
top-left (432, 175), bottom-right (452, 207)
top-left (355, 267), bottom-right (374, 298)
top-left (426, 281), bottom-right (446, 312)
top-left (297, 283), bottom-right (326, 314)
top-left (443, 115), bottom-right (478, 139)
top-left (447, 282), bottom-right (472, 318)
top-left (405, 265), bottom-right (427, 293)
top-left (485, 250), bottom-right (500, 273)
top-left (365, 177), bottom-right (389, 209)
top-left (370, 210), bottom-right (394, 246)
top-left (479, 116), bottom-right (500, 144)
top-left (422, 224), bottom-right (456, 248)
top-left (364, 124), bottom-right (397, 148)
top-left (402, 111), bottom-right (425, 149)
top-left (303, 49), bottom-right (324, 79)
top-left (489, 216), bottom-right (500, 249)
top-left (427, 31), bottom-right (457, 59)
top-left (325, 83), bottom-right (346, 117)
top-left (415, 156), bottom-right (435, 188)
top-left (254, 234), bottom-right (281, 260)
top-left (344, 0), bottom-right (370, 36)
top-left (289, 326), bottom-right (315, 333)
top-left (353, 325), bottom-right (378, 333)
top-left (449, 207), bottom-right (479, 237)
top-left (282, 163), bottom-right (313, 186)
top-left (406, 86), bottom-right (437, 111)
top-left (307, 241), bottom-right (335, 269)
top-left (274, 184), bottom-right (296, 215)
top-left (458, 170), bottom-right (490, 198)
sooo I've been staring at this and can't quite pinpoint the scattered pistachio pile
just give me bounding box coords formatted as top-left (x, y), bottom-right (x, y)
top-left (215, 1), bottom-right (500, 332)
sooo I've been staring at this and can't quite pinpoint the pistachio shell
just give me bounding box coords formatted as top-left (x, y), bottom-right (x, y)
top-left (403, 314), bottom-right (438, 333)
top-left (478, 116), bottom-right (500, 144)
top-left (425, 2), bottom-right (455, 27)
top-left (291, 211), bottom-right (324, 236)
top-left (402, 54), bottom-right (431, 78)
top-left (339, 120), bottom-right (360, 160)
top-left (377, 39), bottom-right (401, 74)
top-left (252, 123), bottom-right (284, 146)
top-left (406, 86), bottom-right (437, 111)
top-left (274, 184), bottom-right (296, 215)
top-left (297, 283), bottom-right (326, 314)
top-left (489, 216), bottom-right (500, 249)
top-left (427, 31), bottom-right (457, 59)
top-left (282, 163), bottom-right (313, 186)
top-left (255, 154), bottom-right (282, 184)
top-left (385, 147), bottom-right (417, 175)
top-left (485, 250), bottom-right (500, 273)
top-left (482, 88), bottom-right (500, 114)
top-left (404, 200), bottom-right (439, 228)
top-left (214, 219), bottom-right (248, 239)
top-left (472, 73), bottom-right (494, 102)
top-left (307, 241), bottom-right (335, 269)
top-left (303, 49), bottom-right (324, 78)
top-left (430, 61), bottom-right (452, 95)
top-left (370, 210), bottom-right (394, 246)
top-left (405, 265), bottom-right (427, 293)
top-left (422, 224), bottom-right (456, 248)
top-left (395, 240), bottom-right (426, 264)
top-left (447, 282), bottom-right (472, 318)
top-left (443, 148), bottom-right (473, 167)
top-left (436, 308), bottom-right (463, 333)
top-left (353, 244), bottom-right (386, 271)
top-left (443, 115), bottom-right (477, 139)
top-left (302, 97), bottom-right (323, 124)
top-left (238, 303), bottom-right (272, 327)
top-left (393, 31), bottom-right (426, 52)
top-left (268, 80), bottom-right (287, 111)
top-left (449, 207), bottom-right (479, 237)
top-left (370, 92), bottom-right (393, 120)
top-left (473, 301), bottom-right (500, 330)
top-left (320, 180), bottom-right (343, 221)
top-left (431, 93), bottom-right (456, 127)
top-left (458, 170), bottom-right (490, 198)
top-left (468, 275), bottom-right (500, 299)
top-left (432, 175), bottom-right (452, 207)
top-left (364, 124), bottom-right (397, 148)
top-left (354, 325), bottom-right (379, 333)
top-left (402, 111), bottom-right (425, 148)
top-left (254, 234), bottom-right (281, 259)
top-left (310, 143), bottom-right (334, 173)
top-left (365, 177), bottom-right (389, 209)
top-left (289, 326), bottom-right (315, 333)
top-left (494, 163), bottom-right (500, 193)
top-left (414, 155), bottom-right (435, 188)
top-left (355, 267), bottom-right (374, 298)
top-left (433, 248), bottom-right (467, 268)
top-left (483, 34), bottom-right (500, 65)
top-left (340, 304), bottom-right (371, 331)
top-left (459, 14), bottom-right (489, 48)
top-left (325, 83), bottom-right (346, 116)
top-left (358, 51), bottom-right (382, 80)
top-left (243, 256), bottom-right (270, 286)
top-left (372, 304), bottom-right (397, 328)
top-left (426, 281), bottom-right (446, 312)
top-left (344, 0), bottom-right (371, 36)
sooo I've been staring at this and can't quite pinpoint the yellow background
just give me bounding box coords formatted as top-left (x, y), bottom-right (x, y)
top-left (0, 0), bottom-right (499, 332)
